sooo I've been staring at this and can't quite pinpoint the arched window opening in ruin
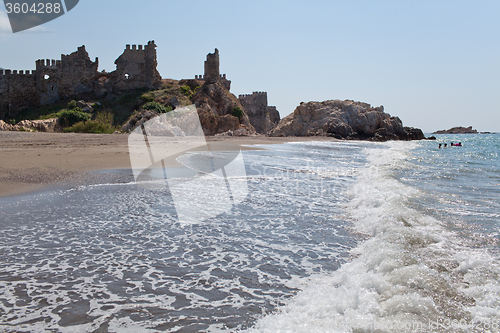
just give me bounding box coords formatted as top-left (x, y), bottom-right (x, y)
top-left (125, 73), bottom-right (129, 80)
top-left (44, 75), bottom-right (50, 80)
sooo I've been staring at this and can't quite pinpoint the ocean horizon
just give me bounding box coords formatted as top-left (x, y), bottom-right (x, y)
top-left (0, 134), bottom-right (499, 332)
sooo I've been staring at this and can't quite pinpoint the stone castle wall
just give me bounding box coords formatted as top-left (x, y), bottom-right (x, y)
top-left (112, 41), bottom-right (161, 91)
top-left (196, 49), bottom-right (231, 91)
top-left (239, 91), bottom-right (267, 110)
top-left (0, 70), bottom-right (38, 118)
top-left (238, 91), bottom-right (280, 134)
top-left (36, 46), bottom-right (99, 105)
top-left (0, 41), bottom-right (161, 120)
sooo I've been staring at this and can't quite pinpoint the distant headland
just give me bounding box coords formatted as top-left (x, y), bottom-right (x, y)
top-left (433, 126), bottom-right (480, 134)
top-left (0, 41), bottom-right (425, 141)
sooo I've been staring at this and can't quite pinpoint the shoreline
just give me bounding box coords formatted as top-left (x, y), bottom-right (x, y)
top-left (0, 132), bottom-right (340, 197)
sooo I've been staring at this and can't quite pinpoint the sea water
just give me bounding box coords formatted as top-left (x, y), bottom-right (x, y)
top-left (0, 135), bottom-right (499, 332)
top-left (249, 134), bottom-right (500, 333)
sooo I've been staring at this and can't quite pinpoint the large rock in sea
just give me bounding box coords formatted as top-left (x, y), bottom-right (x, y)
top-left (191, 82), bottom-right (255, 135)
top-left (432, 126), bottom-right (478, 134)
top-left (269, 100), bottom-right (424, 141)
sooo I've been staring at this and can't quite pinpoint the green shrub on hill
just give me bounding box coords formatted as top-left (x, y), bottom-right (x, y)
top-left (140, 93), bottom-right (154, 103)
top-left (67, 100), bottom-right (77, 109)
top-left (58, 108), bottom-right (91, 127)
top-left (143, 102), bottom-right (172, 114)
top-left (232, 106), bottom-right (243, 121)
top-left (180, 85), bottom-right (191, 96)
top-left (63, 121), bottom-right (115, 134)
top-left (63, 111), bottom-right (116, 134)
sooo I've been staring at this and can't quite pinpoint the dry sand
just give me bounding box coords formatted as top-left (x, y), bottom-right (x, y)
top-left (0, 132), bottom-right (338, 197)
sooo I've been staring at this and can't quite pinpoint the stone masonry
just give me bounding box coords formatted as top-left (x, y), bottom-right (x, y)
top-left (0, 41), bottom-right (161, 119)
top-left (194, 48), bottom-right (231, 91)
top-left (239, 91), bottom-right (280, 134)
top-left (111, 41), bottom-right (161, 91)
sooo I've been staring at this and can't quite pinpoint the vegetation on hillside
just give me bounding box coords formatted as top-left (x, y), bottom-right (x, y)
top-left (143, 101), bottom-right (172, 114)
top-left (232, 106), bottom-right (243, 121)
top-left (64, 111), bottom-right (116, 134)
top-left (8, 79), bottom-right (193, 133)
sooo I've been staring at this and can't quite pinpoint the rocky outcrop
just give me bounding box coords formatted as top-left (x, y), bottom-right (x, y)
top-left (269, 100), bottom-right (425, 141)
top-left (192, 82), bottom-right (255, 135)
top-left (432, 126), bottom-right (478, 134)
top-left (76, 100), bottom-right (94, 112)
top-left (404, 127), bottom-right (427, 140)
top-left (0, 120), bottom-right (10, 131)
top-left (0, 118), bottom-right (62, 132)
top-left (121, 110), bottom-right (159, 132)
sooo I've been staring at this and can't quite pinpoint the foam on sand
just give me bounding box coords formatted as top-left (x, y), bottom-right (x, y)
top-left (247, 142), bottom-right (500, 333)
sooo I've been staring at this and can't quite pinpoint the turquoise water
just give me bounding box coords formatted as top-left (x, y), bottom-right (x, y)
top-left (0, 136), bottom-right (499, 332)
top-left (250, 135), bottom-right (500, 332)
top-left (406, 134), bottom-right (500, 244)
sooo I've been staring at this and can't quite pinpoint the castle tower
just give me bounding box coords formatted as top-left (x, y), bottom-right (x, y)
top-left (204, 48), bottom-right (220, 84)
top-left (144, 40), bottom-right (161, 89)
top-left (202, 48), bottom-right (231, 90)
top-left (238, 91), bottom-right (280, 134)
top-left (113, 40), bottom-right (161, 90)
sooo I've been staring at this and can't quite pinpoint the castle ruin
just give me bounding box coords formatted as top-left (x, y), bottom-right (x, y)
top-left (194, 48), bottom-right (231, 91)
top-left (193, 49), bottom-right (280, 134)
top-left (1, 44), bottom-right (282, 135)
top-left (112, 41), bottom-right (161, 91)
top-left (239, 91), bottom-right (280, 133)
top-left (0, 41), bottom-right (161, 119)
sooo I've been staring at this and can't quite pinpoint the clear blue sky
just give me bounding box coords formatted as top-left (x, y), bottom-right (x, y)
top-left (1, 0), bottom-right (499, 132)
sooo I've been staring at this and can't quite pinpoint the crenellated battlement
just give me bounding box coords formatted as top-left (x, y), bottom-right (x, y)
top-left (125, 41), bottom-right (156, 52)
top-left (114, 40), bottom-right (161, 90)
top-left (1, 69), bottom-right (37, 77)
top-left (239, 91), bottom-right (267, 99)
top-left (1, 41), bottom-right (161, 119)
top-left (195, 74), bottom-right (228, 81)
top-left (35, 59), bottom-right (61, 69)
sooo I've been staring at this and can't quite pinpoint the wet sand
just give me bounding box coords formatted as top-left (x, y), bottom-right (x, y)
top-left (0, 132), bottom-right (338, 197)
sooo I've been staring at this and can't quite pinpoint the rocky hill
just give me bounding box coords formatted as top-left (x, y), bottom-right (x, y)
top-left (191, 81), bottom-right (255, 135)
top-left (0, 77), bottom-right (259, 136)
top-left (120, 79), bottom-right (256, 136)
top-left (432, 126), bottom-right (478, 134)
top-left (270, 99), bottom-right (425, 141)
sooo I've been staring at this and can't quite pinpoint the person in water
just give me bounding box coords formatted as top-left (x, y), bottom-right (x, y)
top-left (439, 143), bottom-right (442, 148)
top-left (444, 143), bottom-right (448, 148)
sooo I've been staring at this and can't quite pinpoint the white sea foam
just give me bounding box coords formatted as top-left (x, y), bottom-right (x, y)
top-left (2, 140), bottom-right (498, 332)
top-left (246, 142), bottom-right (500, 333)
top-left (0, 143), bottom-right (362, 332)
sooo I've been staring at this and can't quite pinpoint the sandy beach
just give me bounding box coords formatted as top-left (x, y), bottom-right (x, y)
top-left (0, 132), bottom-right (338, 197)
